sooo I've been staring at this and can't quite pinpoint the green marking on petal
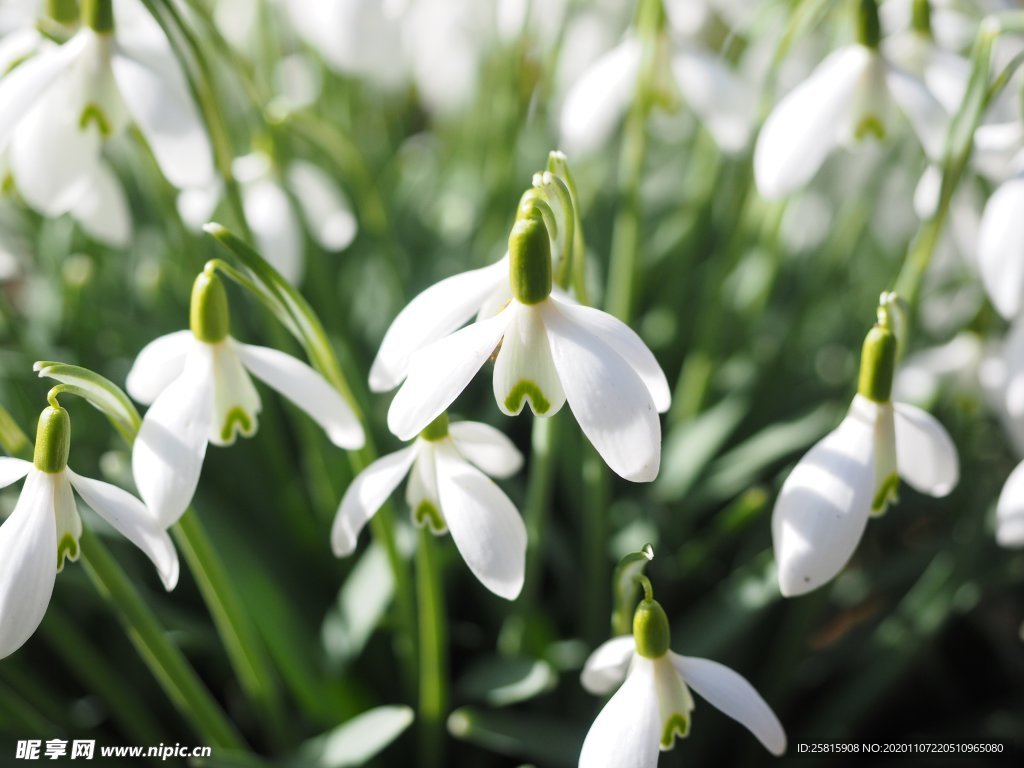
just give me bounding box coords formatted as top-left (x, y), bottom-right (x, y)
top-left (220, 406), bottom-right (254, 443)
top-left (871, 472), bottom-right (900, 516)
top-left (854, 115), bottom-right (886, 141)
top-left (79, 103), bottom-right (111, 137)
top-left (413, 501), bottom-right (445, 534)
top-left (57, 533), bottom-right (79, 571)
top-left (660, 713), bottom-right (690, 749)
top-left (504, 380), bottom-right (550, 415)
top-left (2, 172), bottom-right (14, 195)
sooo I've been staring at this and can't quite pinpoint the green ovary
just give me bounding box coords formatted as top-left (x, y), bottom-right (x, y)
top-left (504, 380), bottom-right (550, 415)
top-left (414, 501), bottom-right (445, 534)
top-left (661, 713), bottom-right (690, 748)
top-left (220, 407), bottom-right (254, 443)
top-left (57, 533), bottom-right (79, 571)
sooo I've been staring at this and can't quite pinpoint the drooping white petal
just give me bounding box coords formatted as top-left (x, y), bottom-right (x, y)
top-left (66, 467), bottom-right (179, 590)
top-left (871, 400), bottom-right (899, 515)
top-left (580, 656), bottom-right (660, 768)
top-left (560, 38), bottom-right (642, 156)
top-left (126, 331), bottom-right (194, 406)
top-left (977, 177), bottom-right (1024, 319)
top-left (448, 421), bottom-right (523, 479)
top-left (541, 300), bottom-right (661, 483)
top-left (892, 402), bottom-right (959, 497)
top-left (132, 343), bottom-right (215, 527)
top-left (387, 311), bottom-right (513, 441)
top-left (331, 446), bottom-right (417, 557)
top-left (652, 655), bottom-right (694, 750)
top-left (70, 161), bottom-right (132, 248)
top-left (0, 470), bottom-right (57, 659)
top-left (754, 45), bottom-right (871, 199)
top-left (885, 63), bottom-right (949, 160)
top-left (286, 160), bottom-right (358, 252)
top-left (434, 443), bottom-right (526, 600)
top-left (493, 304), bottom-right (566, 417)
top-left (406, 443), bottom-right (445, 533)
top-left (671, 46), bottom-right (753, 154)
top-left (672, 653), bottom-right (787, 756)
top-left (53, 474), bottom-right (81, 571)
top-left (581, 636), bottom-right (637, 695)
top-left (110, 37), bottom-right (214, 190)
top-left (771, 398), bottom-right (876, 596)
top-left (549, 297), bottom-right (670, 413)
top-left (234, 341), bottom-right (365, 450)
top-left (0, 457), bottom-right (31, 489)
top-left (369, 258), bottom-right (509, 392)
top-left (996, 460), bottom-right (1024, 548)
top-left (208, 341), bottom-right (262, 447)
top-left (242, 176), bottom-right (305, 285)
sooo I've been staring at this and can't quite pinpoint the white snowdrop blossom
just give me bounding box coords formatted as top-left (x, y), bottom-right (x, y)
top-left (754, 1), bottom-right (947, 200)
top-left (995, 460), bottom-right (1024, 548)
top-left (560, 8), bottom-right (755, 157)
top-left (579, 598), bottom-right (786, 767)
top-left (0, 0), bottom-right (213, 240)
top-left (0, 405), bottom-right (178, 659)
top-left (387, 201), bottom-right (670, 482)
top-left (127, 266), bottom-right (364, 527)
top-left (772, 319), bottom-right (959, 596)
top-left (332, 414), bottom-right (527, 599)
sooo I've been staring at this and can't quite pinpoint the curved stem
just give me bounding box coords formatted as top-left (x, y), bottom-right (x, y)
top-left (416, 528), bottom-right (448, 768)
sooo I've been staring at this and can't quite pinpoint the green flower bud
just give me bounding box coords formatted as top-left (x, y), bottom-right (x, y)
top-left (633, 598), bottom-right (671, 659)
top-left (509, 193), bottom-right (552, 305)
top-left (33, 406), bottom-right (71, 474)
top-left (46, 0), bottom-right (79, 26)
top-left (857, 324), bottom-right (896, 403)
top-left (190, 265), bottom-right (230, 344)
top-left (420, 412), bottom-right (449, 442)
top-left (82, 0), bottom-right (113, 33)
top-left (857, 0), bottom-right (881, 48)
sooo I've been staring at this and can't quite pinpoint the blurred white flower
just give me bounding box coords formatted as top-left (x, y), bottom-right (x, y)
top-left (0, 406), bottom-right (178, 659)
top-left (893, 332), bottom-right (984, 405)
top-left (332, 415), bottom-right (526, 599)
top-left (580, 599), bottom-right (785, 766)
top-left (127, 267), bottom-right (364, 526)
top-left (975, 124), bottom-right (1024, 319)
top-left (995, 460), bottom-right (1024, 548)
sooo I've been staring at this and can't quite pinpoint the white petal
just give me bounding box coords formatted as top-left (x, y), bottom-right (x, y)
top-left (331, 446), bottom-right (416, 557)
top-left (0, 470), bottom-right (57, 659)
top-left (110, 41), bottom-right (214, 189)
top-left (406, 444), bottom-right (444, 533)
top-left (66, 468), bottom-right (179, 590)
top-left (493, 304), bottom-right (566, 417)
top-left (286, 160), bottom-right (357, 252)
top-left (387, 311), bottom-right (512, 442)
top-left (549, 297), bottom-right (670, 413)
top-left (234, 341), bottom-right (365, 450)
top-left (671, 46), bottom-right (753, 154)
top-left (243, 176), bottom-right (305, 285)
top-left (581, 636), bottom-right (637, 695)
top-left (369, 258), bottom-right (508, 392)
top-left (913, 164), bottom-right (941, 220)
top-left (53, 474), bottom-right (81, 571)
top-left (996, 460), bottom-right (1024, 548)
top-left (579, 656), bottom-right (660, 768)
top-left (0, 457), bottom-right (31, 489)
top-left (652, 655), bottom-right (694, 750)
top-left (771, 400), bottom-right (876, 597)
top-left (448, 421), bottom-right (523, 479)
top-left (541, 300), bottom-right (661, 483)
top-left (754, 45), bottom-right (870, 199)
top-left (132, 344), bottom-right (215, 527)
top-left (209, 342), bottom-right (262, 446)
top-left (70, 161), bottom-right (132, 248)
top-left (560, 38), bottom-right (642, 156)
top-left (176, 182), bottom-right (222, 230)
top-left (893, 402), bottom-right (959, 497)
top-left (886, 63), bottom-right (949, 159)
top-left (977, 177), bottom-right (1024, 319)
top-left (673, 653), bottom-right (787, 756)
top-left (126, 330), bottom-right (194, 406)
top-left (973, 122), bottom-right (1024, 182)
top-left (434, 443), bottom-right (526, 600)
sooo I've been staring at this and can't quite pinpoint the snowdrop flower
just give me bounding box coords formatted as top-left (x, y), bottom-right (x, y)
top-left (0, 404), bottom-right (178, 659)
top-left (387, 196), bottom-right (670, 482)
top-left (755, 0), bottom-right (946, 199)
top-left (996, 460), bottom-right (1024, 548)
top-left (178, 152), bottom-right (357, 285)
top-left (0, 0), bottom-right (213, 234)
top-left (579, 596), bottom-right (786, 766)
top-left (975, 125), bottom-right (1024, 319)
top-left (772, 309), bottom-right (959, 596)
top-left (332, 413), bottom-right (526, 599)
top-left (127, 265), bottom-right (364, 527)
top-left (560, 0), bottom-right (754, 156)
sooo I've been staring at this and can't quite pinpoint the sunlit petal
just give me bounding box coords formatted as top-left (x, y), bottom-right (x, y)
top-left (332, 446), bottom-right (417, 556)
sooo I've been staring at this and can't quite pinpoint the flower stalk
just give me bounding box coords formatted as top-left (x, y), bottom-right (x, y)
top-left (416, 527), bottom-right (448, 768)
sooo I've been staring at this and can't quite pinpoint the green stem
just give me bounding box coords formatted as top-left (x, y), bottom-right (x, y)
top-left (416, 528), bottom-right (448, 768)
top-left (79, 529), bottom-right (246, 751)
top-left (581, 446), bottom-right (610, 645)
